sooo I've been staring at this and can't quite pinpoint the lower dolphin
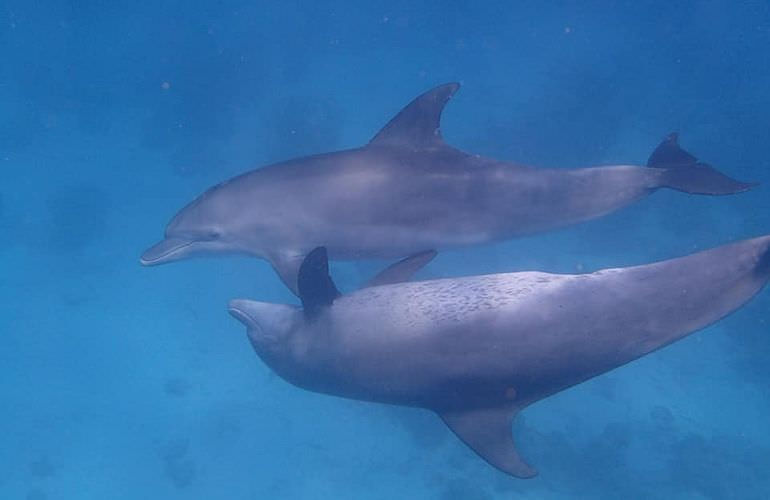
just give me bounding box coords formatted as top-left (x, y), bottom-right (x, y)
top-left (228, 236), bottom-right (770, 478)
top-left (141, 83), bottom-right (755, 293)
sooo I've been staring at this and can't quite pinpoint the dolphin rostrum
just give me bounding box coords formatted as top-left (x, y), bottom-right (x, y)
top-left (228, 236), bottom-right (770, 478)
top-left (141, 83), bottom-right (755, 293)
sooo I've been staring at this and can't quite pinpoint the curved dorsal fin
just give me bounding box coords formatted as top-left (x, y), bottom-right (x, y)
top-left (369, 82), bottom-right (460, 149)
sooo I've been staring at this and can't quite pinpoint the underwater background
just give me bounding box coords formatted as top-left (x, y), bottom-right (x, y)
top-left (2, 1), bottom-right (769, 499)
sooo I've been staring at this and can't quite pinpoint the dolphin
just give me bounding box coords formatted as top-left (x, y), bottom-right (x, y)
top-left (141, 83), bottom-right (755, 293)
top-left (228, 236), bottom-right (770, 478)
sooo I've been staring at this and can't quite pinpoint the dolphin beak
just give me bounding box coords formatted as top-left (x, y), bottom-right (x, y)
top-left (140, 237), bottom-right (194, 266)
top-left (228, 299), bottom-right (259, 329)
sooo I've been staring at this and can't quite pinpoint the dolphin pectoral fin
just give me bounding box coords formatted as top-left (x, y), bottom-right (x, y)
top-left (364, 250), bottom-right (438, 288)
top-left (297, 247), bottom-right (341, 320)
top-left (368, 83), bottom-right (460, 149)
top-left (647, 132), bottom-right (757, 195)
top-left (439, 406), bottom-right (537, 479)
top-left (269, 252), bottom-right (307, 296)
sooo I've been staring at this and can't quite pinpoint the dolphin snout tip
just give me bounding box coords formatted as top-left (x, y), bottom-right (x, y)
top-left (139, 253), bottom-right (158, 266)
top-left (227, 299), bottom-right (255, 327)
top-left (139, 250), bottom-right (168, 266)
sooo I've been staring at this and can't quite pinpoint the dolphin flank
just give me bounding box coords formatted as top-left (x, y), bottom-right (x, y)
top-left (228, 235), bottom-right (770, 478)
top-left (142, 83), bottom-right (756, 293)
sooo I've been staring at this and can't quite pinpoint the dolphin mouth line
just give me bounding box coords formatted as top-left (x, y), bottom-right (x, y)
top-left (227, 304), bottom-right (254, 326)
top-left (227, 302), bottom-right (274, 340)
top-left (140, 239), bottom-right (195, 266)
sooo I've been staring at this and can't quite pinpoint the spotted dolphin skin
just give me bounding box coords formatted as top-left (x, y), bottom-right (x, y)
top-left (141, 83), bottom-right (755, 293)
top-left (228, 236), bottom-right (770, 478)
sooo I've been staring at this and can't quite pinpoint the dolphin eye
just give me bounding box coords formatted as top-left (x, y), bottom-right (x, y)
top-left (202, 230), bottom-right (222, 241)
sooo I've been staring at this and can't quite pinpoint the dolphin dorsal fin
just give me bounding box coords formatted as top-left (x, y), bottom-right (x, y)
top-left (368, 83), bottom-right (460, 150)
top-left (364, 250), bottom-right (437, 288)
top-left (297, 247), bottom-right (340, 320)
top-left (440, 406), bottom-right (537, 479)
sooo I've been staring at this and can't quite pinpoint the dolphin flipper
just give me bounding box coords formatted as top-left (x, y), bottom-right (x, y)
top-left (440, 406), bottom-right (537, 479)
top-left (297, 247), bottom-right (340, 320)
top-left (364, 250), bottom-right (438, 288)
top-left (275, 249), bottom-right (438, 295)
top-left (269, 251), bottom-right (307, 296)
top-left (648, 132), bottom-right (757, 195)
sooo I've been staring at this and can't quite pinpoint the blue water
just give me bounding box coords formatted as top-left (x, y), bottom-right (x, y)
top-left (2, 1), bottom-right (769, 499)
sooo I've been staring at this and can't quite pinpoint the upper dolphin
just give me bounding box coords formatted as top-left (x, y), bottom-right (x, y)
top-left (228, 235), bottom-right (770, 478)
top-left (141, 83), bottom-right (755, 292)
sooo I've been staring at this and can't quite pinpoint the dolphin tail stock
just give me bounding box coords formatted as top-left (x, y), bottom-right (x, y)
top-left (647, 132), bottom-right (757, 195)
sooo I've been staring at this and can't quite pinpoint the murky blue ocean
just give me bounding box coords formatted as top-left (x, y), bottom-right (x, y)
top-left (2, 2), bottom-right (769, 499)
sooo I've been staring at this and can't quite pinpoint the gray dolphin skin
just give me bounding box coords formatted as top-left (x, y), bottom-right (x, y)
top-left (228, 236), bottom-right (770, 478)
top-left (140, 83), bottom-right (755, 293)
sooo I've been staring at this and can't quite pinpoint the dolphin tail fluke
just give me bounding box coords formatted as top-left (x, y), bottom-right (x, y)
top-left (659, 163), bottom-right (757, 195)
top-left (439, 406), bottom-right (537, 479)
top-left (648, 132), bottom-right (757, 195)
